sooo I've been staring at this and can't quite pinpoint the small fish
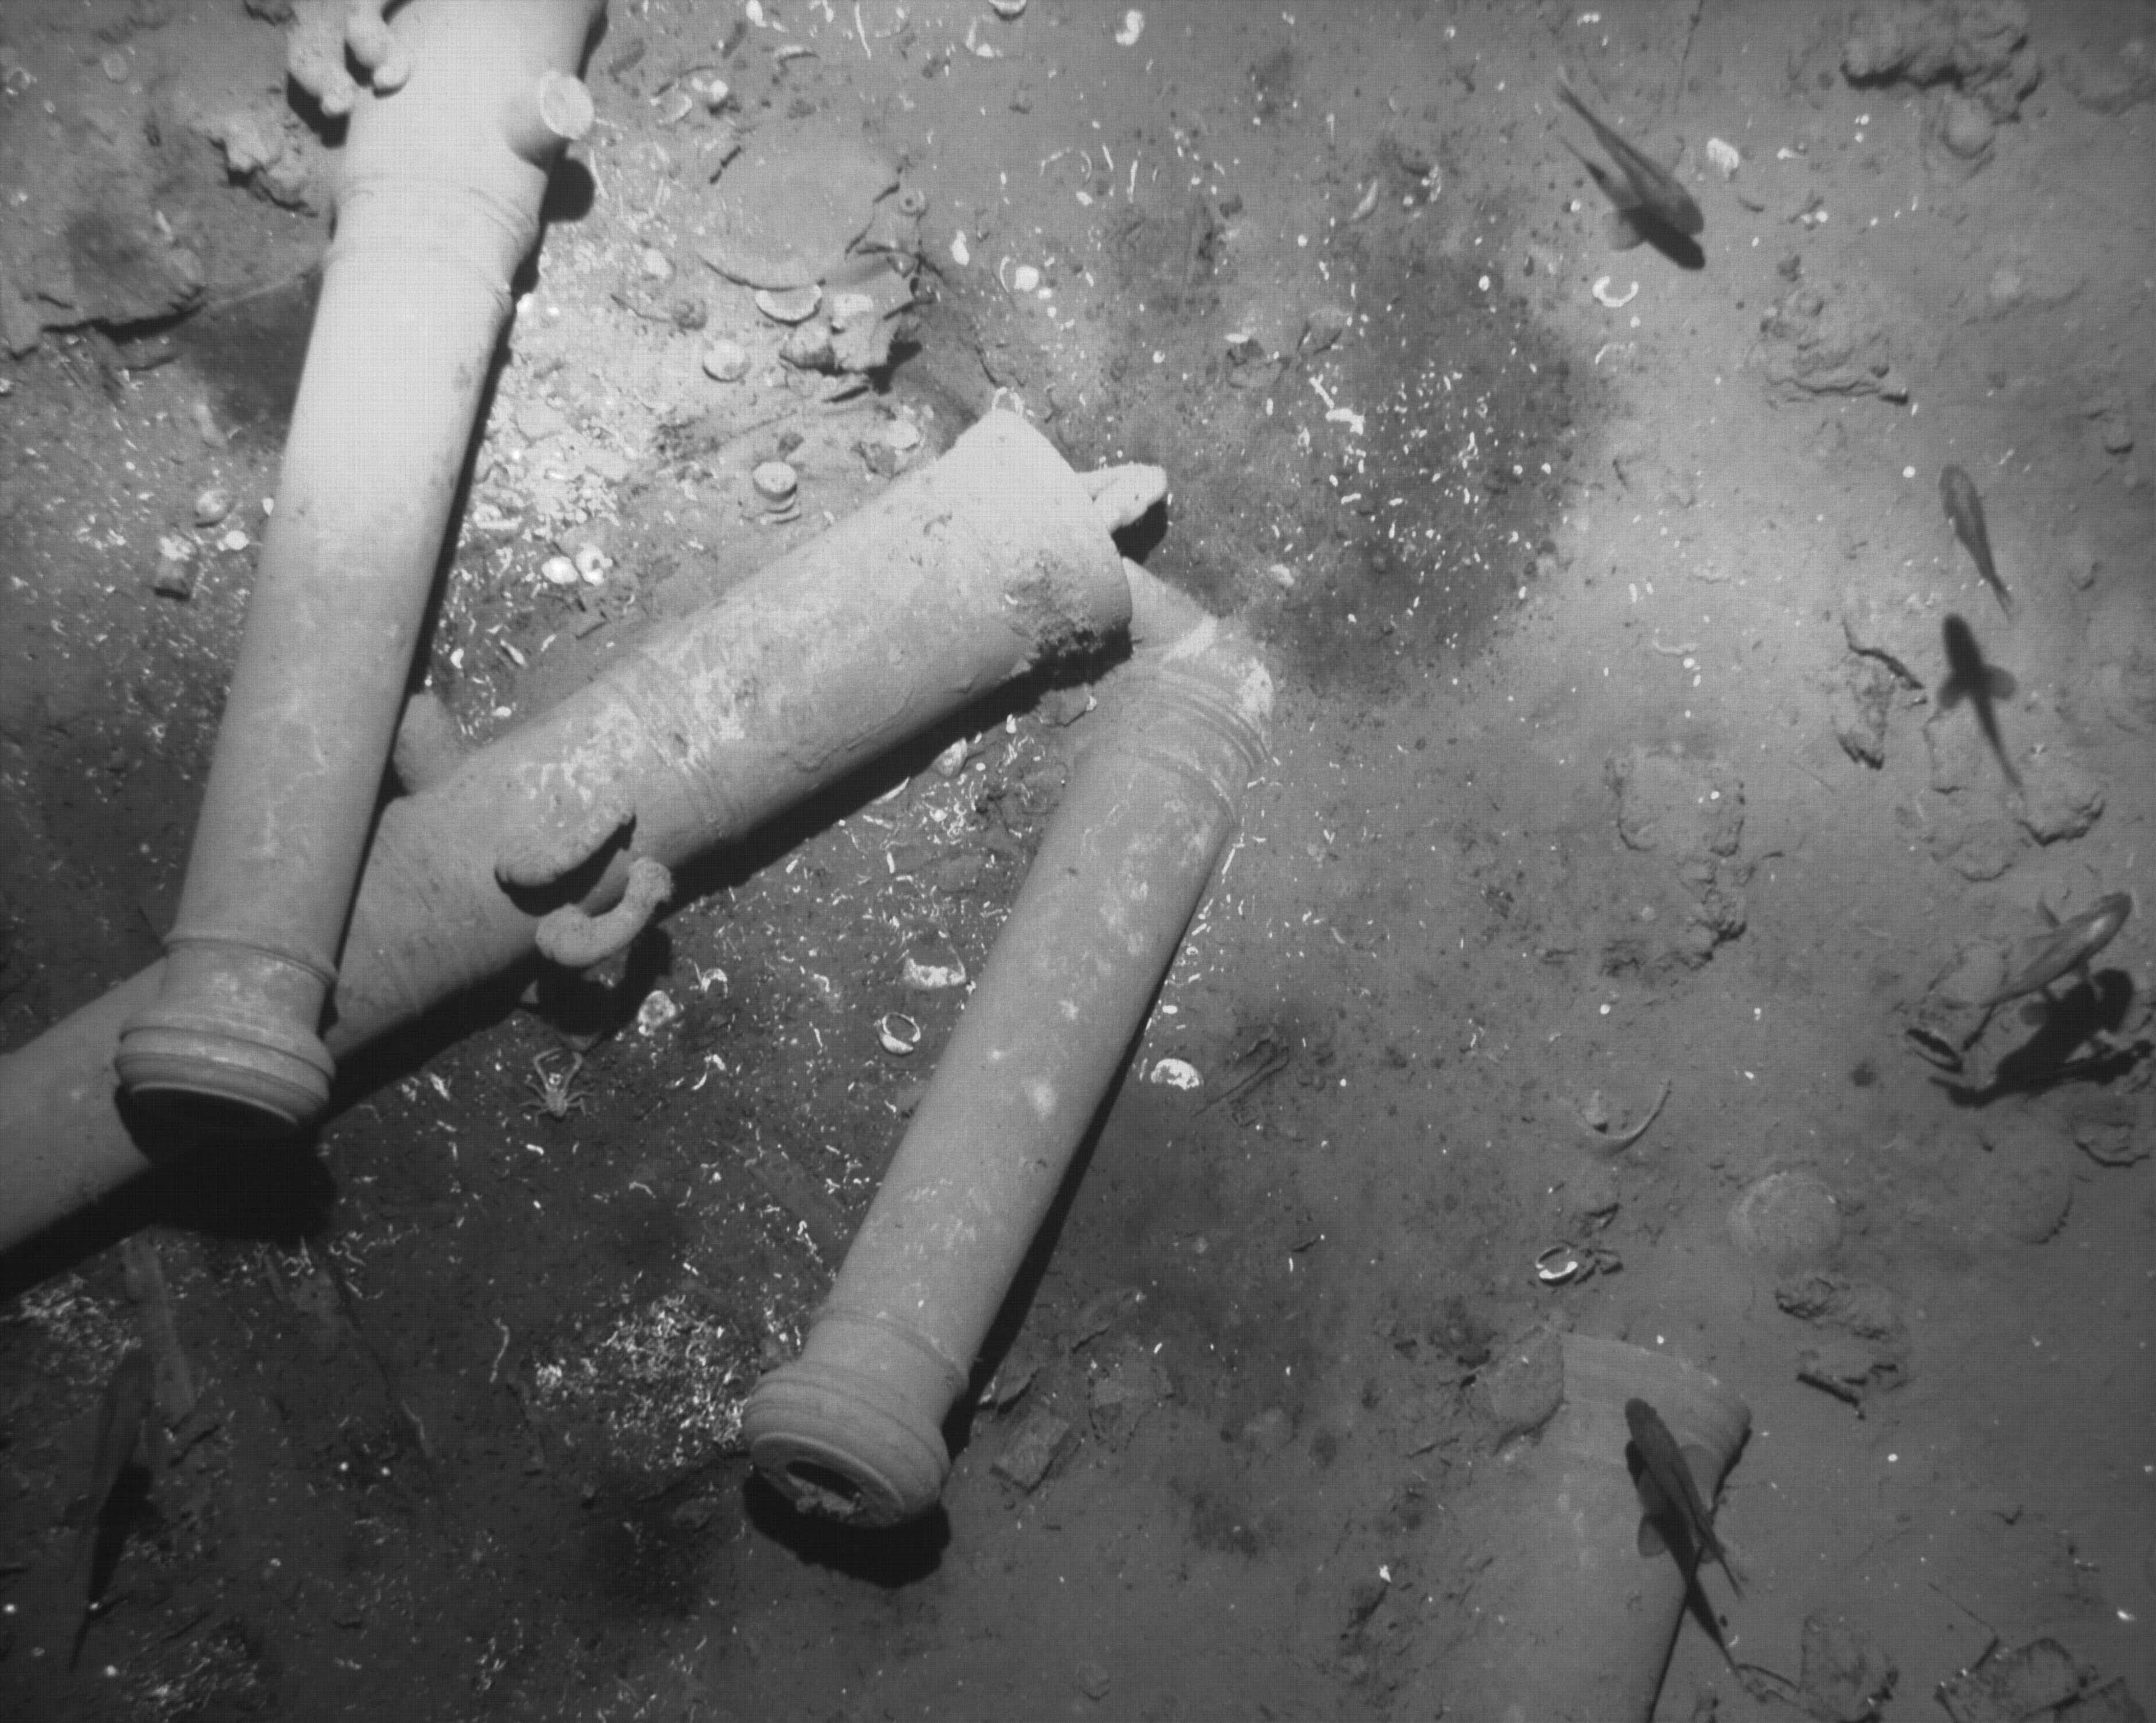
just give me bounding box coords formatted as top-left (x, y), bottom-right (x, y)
top-left (1940, 464), bottom-right (2011, 618)
top-left (1625, 1396), bottom-right (1742, 1597)
top-left (69, 1348), bottom-right (158, 1670)
top-left (1937, 613), bottom-right (2021, 789)
top-left (1979, 892), bottom-right (2133, 1008)
top-left (1556, 82), bottom-right (1705, 249)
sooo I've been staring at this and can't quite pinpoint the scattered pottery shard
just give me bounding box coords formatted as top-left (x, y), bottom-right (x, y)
top-left (695, 129), bottom-right (899, 289)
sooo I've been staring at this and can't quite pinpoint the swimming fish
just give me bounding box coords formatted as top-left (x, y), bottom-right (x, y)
top-left (1937, 613), bottom-right (2020, 789)
top-left (1977, 892), bottom-right (2133, 1009)
top-left (1940, 464), bottom-right (2011, 618)
top-left (1625, 1396), bottom-right (1742, 1597)
top-left (1556, 81), bottom-right (1705, 248)
top-left (68, 1348), bottom-right (158, 1670)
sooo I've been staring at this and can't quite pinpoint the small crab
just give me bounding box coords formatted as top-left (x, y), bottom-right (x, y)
top-left (522, 1049), bottom-right (590, 1121)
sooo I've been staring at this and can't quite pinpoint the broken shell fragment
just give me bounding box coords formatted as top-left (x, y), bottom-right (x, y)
top-left (1535, 1244), bottom-right (1583, 1286)
top-left (572, 543), bottom-right (611, 584)
top-left (754, 284), bottom-right (821, 324)
top-left (751, 460), bottom-right (798, 505)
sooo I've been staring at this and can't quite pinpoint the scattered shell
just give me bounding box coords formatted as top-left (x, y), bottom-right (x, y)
top-left (1591, 276), bottom-right (1639, 309)
top-left (1705, 136), bottom-right (1741, 179)
top-left (1728, 1169), bottom-right (1843, 1268)
top-left (754, 284), bottom-right (821, 324)
top-left (881, 416), bottom-right (923, 452)
top-left (701, 338), bottom-right (750, 381)
top-left (218, 528), bottom-right (251, 552)
top-left (902, 955), bottom-right (968, 990)
top-left (1009, 262), bottom-right (1041, 293)
top-left (192, 486), bottom-right (234, 526)
top-left (876, 1013), bottom-right (922, 1055)
top-left (638, 246), bottom-right (674, 281)
top-left (152, 555), bottom-right (195, 599)
top-left (930, 736), bottom-right (970, 777)
top-left (1149, 1058), bottom-right (1201, 1090)
top-left (1113, 8), bottom-right (1145, 48)
top-left (988, 0), bottom-right (1027, 16)
top-left (950, 230), bottom-right (971, 267)
top-left (572, 544), bottom-right (611, 584)
top-left (541, 554), bottom-right (580, 586)
top-left (156, 532), bottom-right (195, 564)
top-left (751, 459), bottom-right (798, 504)
top-left (696, 76), bottom-right (731, 109)
top-left (635, 989), bottom-right (680, 1037)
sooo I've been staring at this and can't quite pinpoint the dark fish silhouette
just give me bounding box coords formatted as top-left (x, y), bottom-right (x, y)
top-left (1940, 464), bottom-right (2011, 618)
top-left (1557, 82), bottom-right (1705, 249)
top-left (69, 1348), bottom-right (158, 1670)
top-left (1978, 892), bottom-right (2133, 1008)
top-left (1938, 613), bottom-right (2020, 789)
top-left (1626, 1396), bottom-right (1742, 1597)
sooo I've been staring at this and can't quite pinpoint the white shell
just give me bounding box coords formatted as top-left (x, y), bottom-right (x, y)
top-left (988, 0), bottom-right (1026, 16)
top-left (751, 460), bottom-right (798, 503)
top-left (930, 736), bottom-right (969, 777)
top-left (1148, 1057), bottom-right (1201, 1091)
top-left (1705, 136), bottom-right (1742, 179)
top-left (541, 554), bottom-right (580, 585)
top-left (877, 1013), bottom-right (922, 1055)
top-left (1113, 8), bottom-right (1145, 47)
top-left (634, 989), bottom-right (681, 1037)
top-left (1009, 262), bottom-right (1041, 293)
top-left (902, 955), bottom-right (968, 990)
top-left (701, 338), bottom-right (750, 381)
top-left (754, 285), bottom-right (821, 324)
top-left (573, 544), bottom-right (610, 584)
